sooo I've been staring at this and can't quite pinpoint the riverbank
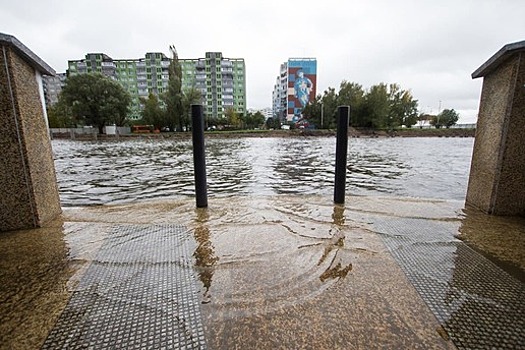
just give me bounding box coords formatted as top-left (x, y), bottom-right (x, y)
top-left (51, 127), bottom-right (476, 140)
top-left (205, 127), bottom-right (475, 138)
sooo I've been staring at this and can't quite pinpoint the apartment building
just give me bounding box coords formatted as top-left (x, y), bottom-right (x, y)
top-left (65, 51), bottom-right (246, 121)
top-left (180, 52), bottom-right (246, 119)
top-left (67, 52), bottom-right (170, 119)
top-left (272, 58), bottom-right (317, 123)
top-left (42, 72), bottom-right (67, 106)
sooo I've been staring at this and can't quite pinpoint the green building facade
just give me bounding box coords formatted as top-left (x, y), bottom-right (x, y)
top-left (68, 52), bottom-right (170, 120)
top-left (180, 52), bottom-right (246, 120)
top-left (67, 51), bottom-right (246, 121)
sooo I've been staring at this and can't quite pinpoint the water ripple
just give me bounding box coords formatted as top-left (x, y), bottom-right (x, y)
top-left (52, 137), bottom-right (473, 206)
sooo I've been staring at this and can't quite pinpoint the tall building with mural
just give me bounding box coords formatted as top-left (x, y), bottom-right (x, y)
top-left (180, 52), bottom-right (246, 120)
top-left (272, 58), bottom-right (317, 124)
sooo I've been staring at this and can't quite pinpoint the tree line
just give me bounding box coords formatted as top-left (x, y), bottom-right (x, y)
top-left (299, 81), bottom-right (459, 130)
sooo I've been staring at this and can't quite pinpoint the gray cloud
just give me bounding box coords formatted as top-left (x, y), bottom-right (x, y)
top-left (1, 0), bottom-right (523, 123)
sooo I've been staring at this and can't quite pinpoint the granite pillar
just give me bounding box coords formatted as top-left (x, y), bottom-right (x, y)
top-left (466, 41), bottom-right (525, 216)
top-left (0, 33), bottom-right (61, 231)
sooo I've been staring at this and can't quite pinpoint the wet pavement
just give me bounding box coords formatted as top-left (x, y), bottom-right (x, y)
top-left (0, 195), bottom-right (523, 349)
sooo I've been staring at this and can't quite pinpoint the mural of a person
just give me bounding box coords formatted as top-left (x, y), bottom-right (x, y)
top-left (294, 69), bottom-right (313, 107)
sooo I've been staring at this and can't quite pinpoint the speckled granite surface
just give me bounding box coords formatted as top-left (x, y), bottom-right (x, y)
top-left (0, 39), bottom-right (61, 231)
top-left (467, 48), bottom-right (525, 216)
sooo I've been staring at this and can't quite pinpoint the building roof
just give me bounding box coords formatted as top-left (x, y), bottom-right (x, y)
top-left (472, 40), bottom-right (525, 79)
top-left (0, 33), bottom-right (55, 76)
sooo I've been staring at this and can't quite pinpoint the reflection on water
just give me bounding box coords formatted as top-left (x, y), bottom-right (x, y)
top-left (458, 208), bottom-right (525, 281)
top-left (52, 137), bottom-right (474, 206)
top-left (297, 205), bottom-right (354, 282)
top-left (0, 219), bottom-right (72, 350)
top-left (193, 208), bottom-right (219, 304)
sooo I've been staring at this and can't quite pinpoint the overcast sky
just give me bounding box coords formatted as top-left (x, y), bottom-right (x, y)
top-left (2, 0), bottom-right (524, 123)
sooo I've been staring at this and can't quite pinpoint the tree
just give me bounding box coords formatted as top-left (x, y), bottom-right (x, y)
top-left (337, 81), bottom-right (365, 127)
top-left (47, 97), bottom-right (75, 128)
top-left (224, 107), bottom-right (242, 129)
top-left (362, 83), bottom-right (389, 129)
top-left (243, 111), bottom-right (264, 129)
top-left (165, 45), bottom-right (184, 131)
top-left (435, 108), bottom-right (459, 128)
top-left (266, 117), bottom-right (281, 129)
top-left (319, 87), bottom-right (339, 129)
top-left (244, 111), bottom-right (266, 129)
top-left (181, 87), bottom-right (203, 130)
top-left (140, 93), bottom-right (165, 130)
top-left (301, 95), bottom-right (323, 128)
top-left (388, 84), bottom-right (419, 129)
top-left (60, 72), bottom-right (131, 134)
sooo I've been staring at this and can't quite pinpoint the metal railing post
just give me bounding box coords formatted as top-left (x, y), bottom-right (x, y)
top-left (191, 104), bottom-right (208, 208)
top-left (334, 106), bottom-right (350, 204)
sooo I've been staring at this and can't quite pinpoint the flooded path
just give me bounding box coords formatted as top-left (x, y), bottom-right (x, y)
top-left (1, 137), bottom-right (524, 349)
top-left (2, 194), bottom-right (523, 349)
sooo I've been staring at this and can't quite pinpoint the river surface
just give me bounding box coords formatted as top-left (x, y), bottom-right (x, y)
top-left (52, 136), bottom-right (474, 206)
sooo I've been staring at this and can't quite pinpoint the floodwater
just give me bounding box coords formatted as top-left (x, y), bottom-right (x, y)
top-left (2, 136), bottom-right (524, 349)
top-left (52, 136), bottom-right (474, 206)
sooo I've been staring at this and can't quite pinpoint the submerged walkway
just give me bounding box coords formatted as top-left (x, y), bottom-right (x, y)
top-left (0, 196), bottom-right (523, 349)
top-left (42, 224), bottom-right (206, 349)
top-left (373, 217), bottom-right (524, 349)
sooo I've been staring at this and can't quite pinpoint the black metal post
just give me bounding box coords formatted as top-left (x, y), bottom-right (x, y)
top-left (191, 104), bottom-right (208, 208)
top-left (334, 106), bottom-right (350, 204)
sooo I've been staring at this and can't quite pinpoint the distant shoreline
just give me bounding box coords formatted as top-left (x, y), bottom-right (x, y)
top-left (51, 127), bottom-right (476, 140)
top-left (216, 127), bottom-right (476, 138)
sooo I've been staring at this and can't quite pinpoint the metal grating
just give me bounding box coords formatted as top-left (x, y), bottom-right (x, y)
top-left (373, 217), bottom-right (525, 350)
top-left (42, 224), bottom-right (206, 350)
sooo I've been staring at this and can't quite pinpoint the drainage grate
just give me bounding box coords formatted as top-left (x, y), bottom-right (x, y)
top-left (372, 217), bottom-right (525, 350)
top-left (42, 224), bottom-right (206, 350)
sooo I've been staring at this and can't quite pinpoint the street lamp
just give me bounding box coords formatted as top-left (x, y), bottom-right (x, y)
top-left (320, 103), bottom-right (324, 129)
top-left (437, 100), bottom-right (442, 128)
